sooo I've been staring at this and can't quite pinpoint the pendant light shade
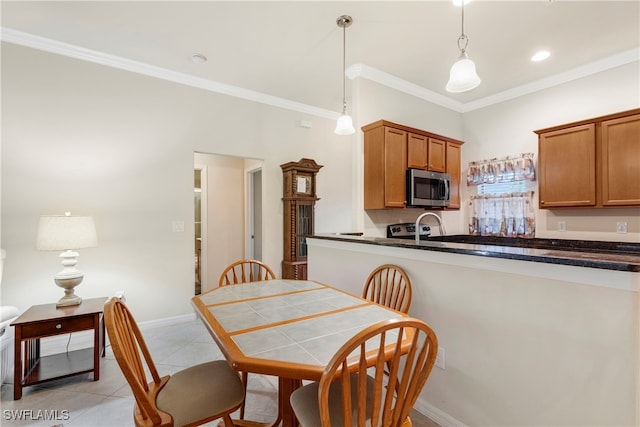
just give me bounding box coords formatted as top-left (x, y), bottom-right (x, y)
top-left (446, 53), bottom-right (481, 93)
top-left (335, 114), bottom-right (355, 135)
top-left (446, 2), bottom-right (480, 93)
top-left (335, 15), bottom-right (355, 136)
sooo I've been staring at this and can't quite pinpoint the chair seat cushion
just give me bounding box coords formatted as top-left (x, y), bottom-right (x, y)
top-left (290, 374), bottom-right (375, 427)
top-left (156, 360), bottom-right (244, 426)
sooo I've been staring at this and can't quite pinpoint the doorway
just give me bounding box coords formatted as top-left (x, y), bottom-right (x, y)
top-left (194, 153), bottom-right (264, 294)
top-left (248, 168), bottom-right (263, 261)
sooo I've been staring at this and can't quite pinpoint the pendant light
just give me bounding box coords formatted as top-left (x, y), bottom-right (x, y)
top-left (446, 1), bottom-right (481, 93)
top-left (335, 15), bottom-right (355, 135)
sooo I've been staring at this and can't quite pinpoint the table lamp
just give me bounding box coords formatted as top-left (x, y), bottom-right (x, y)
top-left (36, 212), bottom-right (97, 307)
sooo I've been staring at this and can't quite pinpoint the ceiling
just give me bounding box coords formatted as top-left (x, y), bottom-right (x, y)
top-left (2, 1), bottom-right (639, 115)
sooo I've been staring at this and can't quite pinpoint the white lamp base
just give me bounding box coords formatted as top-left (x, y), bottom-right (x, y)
top-left (55, 276), bottom-right (83, 307)
top-left (54, 250), bottom-right (84, 307)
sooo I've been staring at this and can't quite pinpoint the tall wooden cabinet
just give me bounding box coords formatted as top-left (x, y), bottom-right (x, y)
top-left (281, 158), bottom-right (322, 280)
top-left (535, 108), bottom-right (640, 208)
top-left (363, 120), bottom-right (463, 209)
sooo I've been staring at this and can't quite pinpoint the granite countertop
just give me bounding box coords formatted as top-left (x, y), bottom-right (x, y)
top-left (308, 234), bottom-right (640, 272)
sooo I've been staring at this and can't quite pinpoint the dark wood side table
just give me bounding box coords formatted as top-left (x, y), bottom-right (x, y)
top-left (11, 297), bottom-right (107, 399)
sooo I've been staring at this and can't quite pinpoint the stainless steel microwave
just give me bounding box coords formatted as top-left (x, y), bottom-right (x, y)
top-left (406, 168), bottom-right (450, 208)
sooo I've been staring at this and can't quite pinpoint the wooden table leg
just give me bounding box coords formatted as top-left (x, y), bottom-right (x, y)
top-left (277, 377), bottom-right (302, 427)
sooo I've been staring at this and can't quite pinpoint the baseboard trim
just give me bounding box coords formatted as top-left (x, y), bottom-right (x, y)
top-left (137, 312), bottom-right (196, 331)
top-left (413, 396), bottom-right (467, 427)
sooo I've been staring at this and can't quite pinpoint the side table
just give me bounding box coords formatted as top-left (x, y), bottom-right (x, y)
top-left (11, 297), bottom-right (107, 399)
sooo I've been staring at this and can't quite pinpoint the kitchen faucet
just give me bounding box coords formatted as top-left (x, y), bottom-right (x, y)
top-left (415, 212), bottom-right (446, 244)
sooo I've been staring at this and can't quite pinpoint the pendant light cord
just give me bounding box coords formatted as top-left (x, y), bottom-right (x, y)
top-left (341, 21), bottom-right (347, 114)
top-left (457, 2), bottom-right (469, 54)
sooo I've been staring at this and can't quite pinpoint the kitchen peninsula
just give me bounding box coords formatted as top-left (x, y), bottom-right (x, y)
top-left (305, 234), bottom-right (639, 427)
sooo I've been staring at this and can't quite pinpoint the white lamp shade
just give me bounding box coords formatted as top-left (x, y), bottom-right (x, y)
top-left (446, 57), bottom-right (481, 93)
top-left (36, 215), bottom-right (98, 251)
top-left (334, 114), bottom-right (355, 135)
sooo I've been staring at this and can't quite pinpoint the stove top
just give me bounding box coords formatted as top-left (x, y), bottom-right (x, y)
top-left (387, 223), bottom-right (431, 240)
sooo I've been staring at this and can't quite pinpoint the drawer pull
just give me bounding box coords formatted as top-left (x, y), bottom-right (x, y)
top-left (56, 324), bottom-right (62, 329)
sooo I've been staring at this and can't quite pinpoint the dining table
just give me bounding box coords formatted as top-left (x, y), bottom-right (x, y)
top-left (191, 278), bottom-right (409, 427)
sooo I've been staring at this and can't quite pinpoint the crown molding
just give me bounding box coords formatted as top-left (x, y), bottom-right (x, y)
top-left (346, 64), bottom-right (466, 113)
top-left (462, 48), bottom-right (640, 112)
top-left (348, 49), bottom-right (640, 113)
top-left (2, 27), bottom-right (638, 117)
top-left (0, 27), bottom-right (339, 120)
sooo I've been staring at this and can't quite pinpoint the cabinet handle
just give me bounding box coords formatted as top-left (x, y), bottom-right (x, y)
top-left (56, 324), bottom-right (62, 329)
top-left (541, 201), bottom-right (545, 204)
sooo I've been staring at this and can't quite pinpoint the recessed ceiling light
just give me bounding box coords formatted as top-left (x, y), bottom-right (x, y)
top-left (531, 50), bottom-right (550, 62)
top-left (190, 53), bottom-right (207, 64)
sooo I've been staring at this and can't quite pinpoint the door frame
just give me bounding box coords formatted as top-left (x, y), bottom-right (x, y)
top-left (246, 166), bottom-right (263, 261)
top-left (194, 165), bottom-right (208, 292)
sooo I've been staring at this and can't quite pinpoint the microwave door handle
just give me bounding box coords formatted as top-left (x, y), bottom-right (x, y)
top-left (443, 179), bottom-right (449, 200)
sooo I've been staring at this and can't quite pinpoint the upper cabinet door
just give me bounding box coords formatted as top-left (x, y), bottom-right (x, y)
top-left (538, 124), bottom-right (596, 208)
top-left (407, 133), bottom-right (428, 169)
top-left (427, 137), bottom-right (447, 172)
top-left (601, 113), bottom-right (640, 206)
top-left (384, 127), bottom-right (407, 208)
top-left (446, 142), bottom-right (461, 209)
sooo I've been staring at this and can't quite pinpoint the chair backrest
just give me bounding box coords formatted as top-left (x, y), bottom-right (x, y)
top-left (318, 317), bottom-right (438, 427)
top-left (362, 264), bottom-right (412, 314)
top-left (218, 259), bottom-right (276, 286)
top-left (104, 297), bottom-right (172, 427)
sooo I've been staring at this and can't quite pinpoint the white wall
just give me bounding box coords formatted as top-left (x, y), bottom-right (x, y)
top-left (461, 62), bottom-right (640, 242)
top-left (1, 43), bottom-right (354, 321)
top-left (308, 238), bottom-right (639, 426)
top-left (194, 153), bottom-right (246, 293)
top-left (353, 78), bottom-right (466, 236)
top-left (352, 62), bottom-right (640, 242)
top-left (2, 40), bottom-right (639, 324)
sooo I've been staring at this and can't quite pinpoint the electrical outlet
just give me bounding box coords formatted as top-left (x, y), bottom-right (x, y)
top-left (435, 347), bottom-right (445, 370)
top-left (616, 222), bottom-right (628, 234)
top-left (557, 221), bottom-right (566, 232)
top-left (171, 221), bottom-right (185, 233)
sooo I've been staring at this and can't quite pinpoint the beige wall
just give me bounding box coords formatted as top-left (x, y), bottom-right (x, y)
top-left (1, 43), bottom-right (354, 321)
top-left (461, 62), bottom-right (640, 242)
top-left (194, 153), bottom-right (246, 293)
top-left (353, 62), bottom-right (640, 242)
top-left (308, 238), bottom-right (639, 426)
top-left (1, 39), bottom-right (639, 326)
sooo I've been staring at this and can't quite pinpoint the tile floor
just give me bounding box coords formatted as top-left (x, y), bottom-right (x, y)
top-left (1, 319), bottom-right (439, 426)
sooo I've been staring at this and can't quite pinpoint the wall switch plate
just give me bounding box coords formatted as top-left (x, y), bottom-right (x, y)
top-left (616, 222), bottom-right (628, 234)
top-left (171, 221), bottom-right (185, 232)
top-left (435, 347), bottom-right (445, 370)
top-left (557, 221), bottom-right (566, 232)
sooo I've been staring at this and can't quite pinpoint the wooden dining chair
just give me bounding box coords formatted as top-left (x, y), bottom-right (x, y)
top-left (217, 258), bottom-right (276, 419)
top-left (290, 317), bottom-right (438, 427)
top-left (218, 259), bottom-right (276, 286)
top-left (104, 297), bottom-right (245, 427)
top-left (362, 264), bottom-right (413, 314)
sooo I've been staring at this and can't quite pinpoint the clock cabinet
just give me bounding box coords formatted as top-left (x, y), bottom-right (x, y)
top-left (281, 158), bottom-right (323, 279)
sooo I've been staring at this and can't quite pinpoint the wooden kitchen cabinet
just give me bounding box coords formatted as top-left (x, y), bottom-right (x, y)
top-left (363, 125), bottom-right (407, 209)
top-left (446, 141), bottom-right (462, 209)
top-left (363, 120), bottom-right (463, 209)
top-left (407, 133), bottom-right (427, 170)
top-left (601, 113), bottom-right (640, 206)
top-left (407, 133), bottom-right (446, 172)
top-left (538, 123), bottom-right (596, 208)
top-left (535, 108), bottom-right (640, 209)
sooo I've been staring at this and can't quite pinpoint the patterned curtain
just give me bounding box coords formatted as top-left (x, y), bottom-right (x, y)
top-left (467, 153), bottom-right (536, 186)
top-left (468, 192), bottom-right (536, 238)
